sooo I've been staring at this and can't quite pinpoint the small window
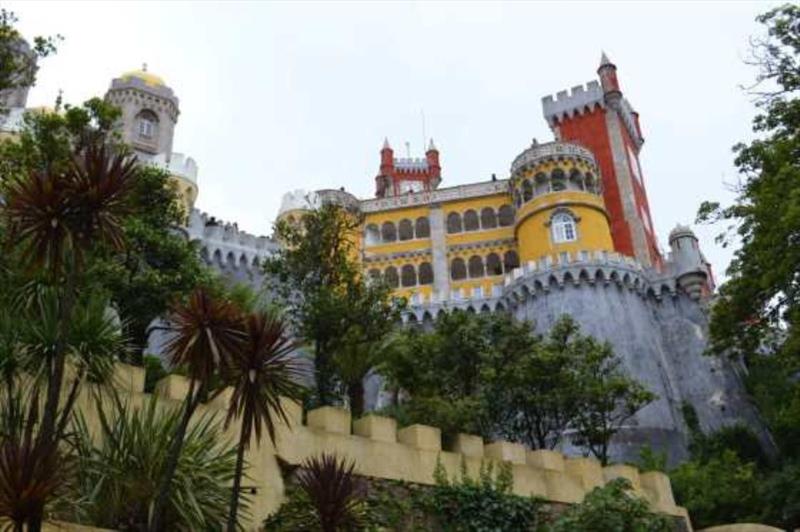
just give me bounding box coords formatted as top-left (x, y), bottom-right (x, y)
top-left (418, 262), bottom-right (434, 285)
top-left (486, 253), bottom-right (503, 276)
top-left (551, 212), bottom-right (577, 243)
top-left (522, 180), bottom-right (533, 202)
top-left (398, 219), bottom-right (414, 241)
top-left (415, 217), bottom-right (431, 238)
top-left (381, 221), bottom-right (397, 242)
top-left (503, 250), bottom-right (520, 271)
top-left (401, 264), bottom-right (417, 287)
top-left (480, 207), bottom-right (497, 229)
top-left (468, 255), bottom-right (484, 278)
top-left (136, 110), bottom-right (159, 140)
top-left (384, 266), bottom-right (399, 288)
top-left (498, 205), bottom-right (514, 227)
top-left (451, 258), bottom-right (466, 280)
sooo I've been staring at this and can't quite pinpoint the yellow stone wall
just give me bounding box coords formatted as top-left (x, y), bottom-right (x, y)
top-left (67, 363), bottom-right (690, 531)
top-left (514, 191), bottom-right (613, 263)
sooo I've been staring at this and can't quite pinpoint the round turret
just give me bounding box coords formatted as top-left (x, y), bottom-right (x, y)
top-left (668, 224), bottom-right (708, 300)
top-left (510, 140), bottom-right (614, 263)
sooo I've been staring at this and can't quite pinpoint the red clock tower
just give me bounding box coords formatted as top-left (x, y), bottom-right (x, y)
top-left (542, 53), bottom-right (662, 269)
top-left (375, 138), bottom-right (442, 198)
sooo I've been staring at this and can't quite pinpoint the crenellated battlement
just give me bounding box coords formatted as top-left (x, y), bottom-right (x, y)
top-left (187, 209), bottom-right (278, 273)
top-left (542, 80), bottom-right (604, 125)
top-left (97, 363), bottom-right (689, 529)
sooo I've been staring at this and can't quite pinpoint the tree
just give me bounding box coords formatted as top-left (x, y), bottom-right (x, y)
top-left (264, 203), bottom-right (402, 407)
top-left (571, 337), bottom-right (655, 465)
top-left (0, 9), bottom-right (59, 106)
top-left (549, 478), bottom-right (672, 532)
top-left (224, 311), bottom-right (305, 532)
top-left (149, 288), bottom-right (244, 532)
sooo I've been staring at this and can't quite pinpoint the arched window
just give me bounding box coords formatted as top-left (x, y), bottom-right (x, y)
top-left (136, 110), bottom-right (159, 140)
top-left (381, 221), bottom-right (397, 242)
top-left (418, 262), bottom-right (434, 285)
top-left (447, 212), bottom-right (463, 234)
top-left (570, 168), bottom-right (584, 190)
top-left (401, 264), bottom-right (417, 287)
top-left (398, 219), bottom-right (414, 241)
top-left (522, 180), bottom-right (533, 202)
top-left (384, 266), bottom-right (399, 288)
top-left (585, 172), bottom-right (597, 193)
top-left (551, 212), bottom-right (578, 243)
top-left (486, 253), bottom-right (503, 276)
top-left (451, 258), bottom-right (466, 280)
top-left (480, 207), bottom-right (497, 229)
top-left (463, 210), bottom-right (480, 231)
top-left (415, 217), bottom-right (430, 238)
top-left (368, 268), bottom-right (382, 283)
top-left (468, 255), bottom-right (484, 278)
top-left (551, 169), bottom-right (566, 192)
top-left (503, 250), bottom-right (520, 271)
top-left (498, 205), bottom-right (514, 227)
top-left (514, 191), bottom-right (522, 208)
top-left (365, 224), bottom-right (380, 246)
top-left (534, 172), bottom-right (549, 196)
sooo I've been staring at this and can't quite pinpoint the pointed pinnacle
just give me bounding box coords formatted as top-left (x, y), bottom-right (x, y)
top-left (600, 51), bottom-right (612, 67)
top-left (382, 137), bottom-right (391, 150)
top-left (428, 138), bottom-right (437, 151)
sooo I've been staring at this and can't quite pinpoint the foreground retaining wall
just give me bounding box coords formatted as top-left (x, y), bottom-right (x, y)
top-left (71, 363), bottom-right (691, 529)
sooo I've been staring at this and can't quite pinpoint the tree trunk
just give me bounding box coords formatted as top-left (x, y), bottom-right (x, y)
top-left (149, 380), bottom-right (199, 532)
top-left (348, 379), bottom-right (365, 419)
top-left (226, 421), bottom-right (248, 532)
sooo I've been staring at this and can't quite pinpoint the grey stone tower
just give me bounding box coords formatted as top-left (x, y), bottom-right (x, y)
top-left (668, 225), bottom-right (709, 301)
top-left (105, 67), bottom-right (179, 160)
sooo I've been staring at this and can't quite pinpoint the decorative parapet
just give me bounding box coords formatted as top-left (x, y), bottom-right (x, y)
top-left (360, 179), bottom-right (510, 213)
top-left (542, 81), bottom-right (604, 126)
top-left (510, 140), bottom-right (598, 176)
top-left (187, 209), bottom-right (278, 272)
top-left (147, 152), bottom-right (198, 184)
top-left (74, 362), bottom-right (688, 530)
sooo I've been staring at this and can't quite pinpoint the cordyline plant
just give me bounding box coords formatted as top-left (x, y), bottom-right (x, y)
top-left (149, 288), bottom-right (244, 532)
top-left (224, 311), bottom-right (305, 532)
top-left (296, 454), bottom-right (367, 532)
top-left (3, 143), bottom-right (136, 531)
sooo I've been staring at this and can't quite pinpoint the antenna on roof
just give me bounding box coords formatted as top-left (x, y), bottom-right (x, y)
top-left (405, 141), bottom-right (411, 158)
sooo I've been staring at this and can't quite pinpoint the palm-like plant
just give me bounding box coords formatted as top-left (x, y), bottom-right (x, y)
top-left (224, 311), bottom-right (305, 532)
top-left (3, 143), bottom-right (136, 475)
top-left (295, 454), bottom-right (366, 532)
top-left (149, 288), bottom-right (244, 532)
top-left (71, 396), bottom-right (243, 531)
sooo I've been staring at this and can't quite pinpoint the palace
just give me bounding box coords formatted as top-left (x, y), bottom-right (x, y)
top-left (0, 54), bottom-right (766, 464)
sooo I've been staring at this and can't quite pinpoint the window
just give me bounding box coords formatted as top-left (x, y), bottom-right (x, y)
top-left (368, 269), bottom-right (382, 283)
top-left (463, 210), bottom-right (479, 231)
top-left (468, 255), bottom-right (484, 278)
top-left (503, 250), bottom-right (520, 271)
top-left (398, 219), bottom-right (414, 241)
top-left (447, 212), bottom-right (462, 234)
top-left (480, 207), bottom-right (497, 229)
top-left (418, 262), bottom-right (434, 285)
top-left (522, 180), bottom-right (533, 202)
top-left (551, 212), bottom-right (577, 243)
top-left (136, 110), bottom-right (158, 140)
top-left (498, 205), bottom-right (514, 227)
top-left (401, 264), bottom-right (417, 287)
top-left (384, 266), bottom-right (399, 288)
top-left (364, 224), bottom-right (380, 246)
top-left (381, 221), bottom-right (397, 242)
top-left (486, 253), bottom-right (503, 276)
top-left (415, 217), bottom-right (431, 238)
top-left (451, 258), bottom-right (466, 280)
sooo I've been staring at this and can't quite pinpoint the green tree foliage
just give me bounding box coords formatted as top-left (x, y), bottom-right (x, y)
top-left (380, 312), bottom-right (654, 459)
top-left (571, 339), bottom-right (656, 465)
top-left (549, 478), bottom-right (672, 532)
top-left (0, 101), bottom-right (213, 362)
top-left (671, 451), bottom-right (761, 529)
top-left (70, 397), bottom-right (244, 531)
top-left (264, 203), bottom-right (402, 407)
top-left (0, 9), bottom-right (59, 105)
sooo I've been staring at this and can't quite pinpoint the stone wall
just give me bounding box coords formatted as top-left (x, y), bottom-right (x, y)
top-left (71, 363), bottom-right (690, 530)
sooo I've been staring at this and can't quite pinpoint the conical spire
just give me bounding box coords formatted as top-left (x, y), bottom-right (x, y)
top-left (427, 138), bottom-right (437, 152)
top-left (599, 51), bottom-right (613, 68)
top-left (382, 137), bottom-right (391, 150)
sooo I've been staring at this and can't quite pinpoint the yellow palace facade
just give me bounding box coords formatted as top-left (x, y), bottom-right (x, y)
top-left (351, 139), bottom-right (615, 305)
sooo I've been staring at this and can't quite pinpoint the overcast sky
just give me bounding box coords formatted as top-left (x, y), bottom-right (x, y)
top-left (7, 1), bottom-right (775, 278)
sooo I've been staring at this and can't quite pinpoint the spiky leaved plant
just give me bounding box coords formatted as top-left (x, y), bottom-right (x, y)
top-left (149, 288), bottom-right (244, 532)
top-left (224, 311), bottom-right (305, 532)
top-left (71, 395), bottom-right (243, 531)
top-left (296, 453), bottom-right (366, 532)
top-left (3, 143), bottom-right (135, 532)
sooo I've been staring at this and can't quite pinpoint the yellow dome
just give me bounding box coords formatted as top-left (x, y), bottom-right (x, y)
top-left (120, 68), bottom-right (165, 87)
